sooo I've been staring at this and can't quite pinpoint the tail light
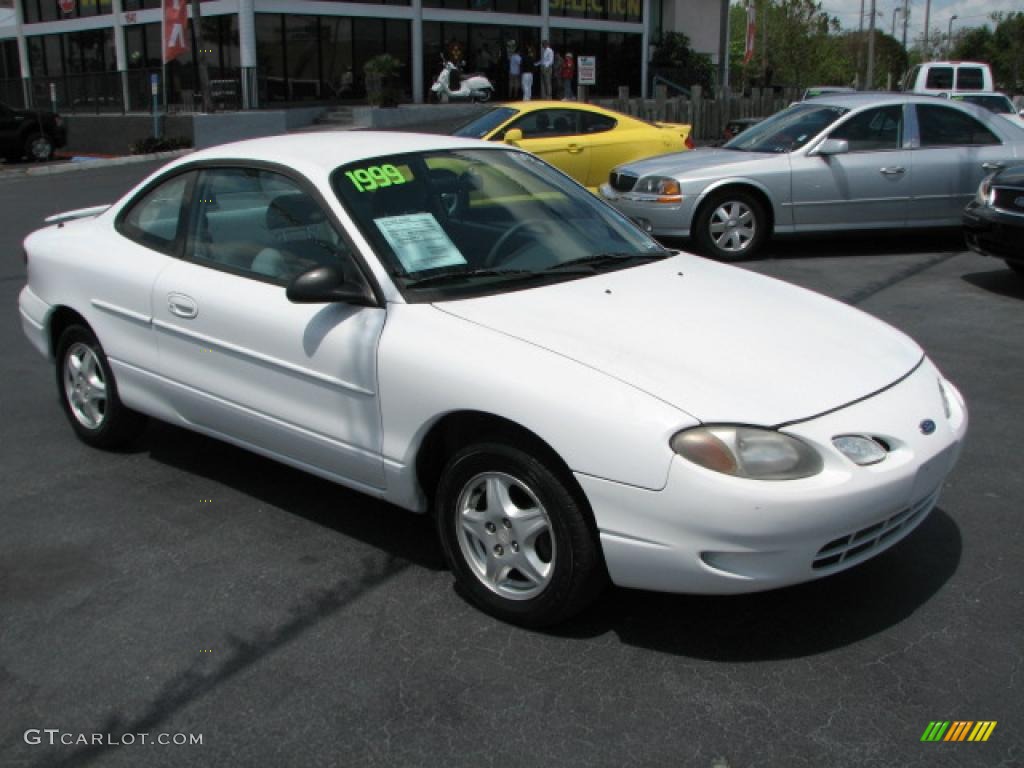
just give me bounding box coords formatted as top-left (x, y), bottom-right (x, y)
top-left (684, 134), bottom-right (694, 150)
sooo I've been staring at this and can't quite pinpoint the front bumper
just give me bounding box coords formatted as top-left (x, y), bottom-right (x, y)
top-left (598, 183), bottom-right (696, 238)
top-left (579, 358), bottom-right (968, 594)
top-left (963, 201), bottom-right (1024, 263)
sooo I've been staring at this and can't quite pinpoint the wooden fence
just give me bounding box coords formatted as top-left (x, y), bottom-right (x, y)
top-left (591, 85), bottom-right (802, 142)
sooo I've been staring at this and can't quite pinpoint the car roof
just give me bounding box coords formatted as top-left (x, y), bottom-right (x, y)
top-left (804, 92), bottom-right (985, 109)
top-left (175, 131), bottom-right (492, 176)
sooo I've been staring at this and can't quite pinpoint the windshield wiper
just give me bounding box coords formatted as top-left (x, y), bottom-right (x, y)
top-left (402, 268), bottom-right (550, 289)
top-left (543, 251), bottom-right (670, 272)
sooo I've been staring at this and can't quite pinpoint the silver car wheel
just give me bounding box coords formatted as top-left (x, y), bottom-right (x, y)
top-left (456, 471), bottom-right (556, 600)
top-left (63, 342), bottom-right (107, 430)
top-left (708, 201), bottom-right (756, 254)
top-left (29, 135), bottom-right (53, 161)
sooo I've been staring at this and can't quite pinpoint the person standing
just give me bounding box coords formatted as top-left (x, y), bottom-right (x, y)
top-left (521, 48), bottom-right (536, 101)
top-left (560, 52), bottom-right (575, 100)
top-left (538, 40), bottom-right (554, 100)
top-left (508, 46), bottom-right (522, 100)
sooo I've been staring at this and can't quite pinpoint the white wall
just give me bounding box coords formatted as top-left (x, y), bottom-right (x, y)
top-left (662, 0), bottom-right (724, 62)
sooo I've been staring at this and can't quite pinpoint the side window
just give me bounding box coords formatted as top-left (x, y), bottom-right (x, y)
top-left (956, 67), bottom-right (984, 90)
top-left (508, 110), bottom-right (580, 138)
top-left (119, 172), bottom-right (193, 255)
top-left (902, 65), bottom-right (921, 91)
top-left (581, 112), bottom-right (616, 134)
top-left (830, 106), bottom-right (903, 151)
top-left (917, 104), bottom-right (1000, 147)
top-left (925, 67), bottom-right (953, 90)
top-left (190, 167), bottom-right (357, 284)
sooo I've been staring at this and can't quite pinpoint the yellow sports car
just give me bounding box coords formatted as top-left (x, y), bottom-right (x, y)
top-left (453, 101), bottom-right (693, 192)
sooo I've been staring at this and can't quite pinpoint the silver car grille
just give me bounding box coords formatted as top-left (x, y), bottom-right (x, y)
top-left (812, 486), bottom-right (941, 570)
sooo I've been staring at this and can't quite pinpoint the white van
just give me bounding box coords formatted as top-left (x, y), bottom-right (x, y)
top-left (902, 61), bottom-right (994, 95)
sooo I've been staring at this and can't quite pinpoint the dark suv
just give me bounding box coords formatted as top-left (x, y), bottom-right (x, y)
top-left (0, 102), bottom-right (67, 163)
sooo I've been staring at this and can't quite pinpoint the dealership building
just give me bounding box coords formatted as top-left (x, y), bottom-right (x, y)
top-left (0, 0), bottom-right (725, 112)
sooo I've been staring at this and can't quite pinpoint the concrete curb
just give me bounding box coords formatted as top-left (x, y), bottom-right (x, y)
top-left (5, 149), bottom-right (194, 178)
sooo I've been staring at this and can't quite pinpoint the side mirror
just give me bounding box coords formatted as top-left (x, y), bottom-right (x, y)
top-left (815, 138), bottom-right (849, 157)
top-left (286, 265), bottom-right (375, 306)
top-left (504, 128), bottom-right (524, 145)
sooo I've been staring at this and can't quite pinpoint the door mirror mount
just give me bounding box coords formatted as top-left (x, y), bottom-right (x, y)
top-left (504, 128), bottom-right (524, 145)
top-left (286, 265), bottom-right (375, 306)
top-left (814, 138), bottom-right (850, 157)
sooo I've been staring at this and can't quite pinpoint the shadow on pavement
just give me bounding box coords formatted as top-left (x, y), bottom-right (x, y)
top-left (961, 268), bottom-right (1024, 300)
top-left (556, 508), bottom-right (961, 660)
top-left (143, 421), bottom-right (446, 571)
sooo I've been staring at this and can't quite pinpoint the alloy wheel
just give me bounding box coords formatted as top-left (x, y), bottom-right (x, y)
top-left (455, 471), bottom-right (556, 600)
top-left (708, 200), bottom-right (756, 254)
top-left (63, 342), bottom-right (107, 429)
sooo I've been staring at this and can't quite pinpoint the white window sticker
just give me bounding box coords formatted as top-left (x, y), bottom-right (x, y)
top-left (374, 213), bottom-right (467, 273)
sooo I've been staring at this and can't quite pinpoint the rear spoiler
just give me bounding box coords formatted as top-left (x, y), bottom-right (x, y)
top-left (44, 204), bottom-right (111, 226)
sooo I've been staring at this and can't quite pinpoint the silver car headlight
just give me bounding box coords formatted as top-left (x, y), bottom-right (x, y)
top-left (633, 176), bottom-right (682, 202)
top-left (975, 174), bottom-right (995, 206)
top-left (670, 426), bottom-right (823, 480)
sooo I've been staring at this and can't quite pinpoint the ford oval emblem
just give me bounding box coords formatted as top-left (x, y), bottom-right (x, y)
top-left (920, 419), bottom-right (936, 435)
top-left (1016, 195), bottom-right (1024, 208)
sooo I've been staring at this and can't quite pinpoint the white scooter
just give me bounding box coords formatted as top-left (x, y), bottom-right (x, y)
top-left (431, 59), bottom-right (494, 103)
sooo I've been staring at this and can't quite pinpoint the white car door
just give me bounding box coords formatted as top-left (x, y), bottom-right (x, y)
top-left (790, 105), bottom-right (911, 230)
top-left (152, 166), bottom-right (387, 491)
top-left (92, 171), bottom-right (195, 398)
top-left (908, 103), bottom-right (1016, 225)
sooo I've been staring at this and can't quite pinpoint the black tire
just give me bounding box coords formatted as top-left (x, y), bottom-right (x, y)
top-left (435, 441), bottom-right (605, 627)
top-left (1006, 260), bottom-right (1024, 277)
top-left (55, 325), bottom-right (146, 449)
top-left (3, 151), bottom-right (22, 163)
top-left (693, 188), bottom-right (768, 261)
top-left (24, 133), bottom-right (54, 163)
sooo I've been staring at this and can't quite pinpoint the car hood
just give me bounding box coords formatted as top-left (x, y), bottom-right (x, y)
top-left (434, 254), bottom-right (923, 426)
top-left (615, 148), bottom-right (778, 180)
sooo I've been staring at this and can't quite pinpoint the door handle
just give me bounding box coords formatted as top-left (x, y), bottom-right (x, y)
top-left (567, 144), bottom-right (582, 154)
top-left (879, 166), bottom-right (906, 175)
top-left (982, 162), bottom-right (1005, 172)
top-left (167, 292), bottom-right (198, 319)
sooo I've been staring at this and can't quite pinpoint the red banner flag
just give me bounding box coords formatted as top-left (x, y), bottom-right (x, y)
top-left (163, 0), bottom-right (189, 64)
top-left (744, 3), bottom-right (756, 65)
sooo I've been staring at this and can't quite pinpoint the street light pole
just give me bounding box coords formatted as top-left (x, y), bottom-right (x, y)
top-left (923, 0), bottom-right (931, 57)
top-left (866, 0), bottom-right (877, 90)
top-left (946, 14), bottom-right (958, 58)
top-left (901, 0), bottom-right (909, 50)
top-left (856, 0), bottom-right (865, 88)
top-left (891, 7), bottom-right (901, 37)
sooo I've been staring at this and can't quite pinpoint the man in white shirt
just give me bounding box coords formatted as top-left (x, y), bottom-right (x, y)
top-left (538, 40), bottom-right (554, 100)
top-left (508, 47), bottom-right (522, 99)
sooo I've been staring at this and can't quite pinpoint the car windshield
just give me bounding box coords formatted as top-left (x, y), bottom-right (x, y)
top-left (950, 94), bottom-right (1014, 114)
top-left (331, 148), bottom-right (667, 301)
top-left (724, 103), bottom-right (849, 153)
top-left (452, 108), bottom-right (519, 138)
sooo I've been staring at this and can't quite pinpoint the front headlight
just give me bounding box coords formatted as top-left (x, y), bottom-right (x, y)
top-left (634, 176), bottom-right (682, 202)
top-left (670, 426), bottom-right (823, 480)
top-left (975, 174), bottom-right (995, 206)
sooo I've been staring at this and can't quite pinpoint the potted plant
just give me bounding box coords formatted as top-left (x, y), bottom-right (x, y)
top-left (363, 54), bottom-right (402, 107)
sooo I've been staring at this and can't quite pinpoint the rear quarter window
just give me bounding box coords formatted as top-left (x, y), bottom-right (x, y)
top-left (925, 67), bottom-right (953, 90)
top-left (956, 68), bottom-right (984, 90)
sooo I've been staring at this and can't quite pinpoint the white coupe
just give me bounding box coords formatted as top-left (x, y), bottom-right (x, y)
top-left (18, 133), bottom-right (968, 626)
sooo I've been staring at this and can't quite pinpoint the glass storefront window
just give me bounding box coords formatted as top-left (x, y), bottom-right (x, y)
top-left (256, 13), bottom-right (410, 104)
top-left (423, 0), bottom-right (539, 12)
top-left (549, 0), bottom-right (643, 24)
top-left (423, 22), bottom-right (540, 102)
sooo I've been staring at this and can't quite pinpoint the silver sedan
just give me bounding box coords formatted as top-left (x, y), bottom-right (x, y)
top-left (599, 93), bottom-right (1024, 260)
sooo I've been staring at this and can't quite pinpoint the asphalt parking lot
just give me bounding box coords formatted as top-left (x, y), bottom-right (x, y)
top-left (1, 160), bottom-right (1022, 768)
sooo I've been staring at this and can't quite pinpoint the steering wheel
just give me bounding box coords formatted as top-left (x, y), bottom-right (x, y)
top-left (484, 219), bottom-right (553, 267)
